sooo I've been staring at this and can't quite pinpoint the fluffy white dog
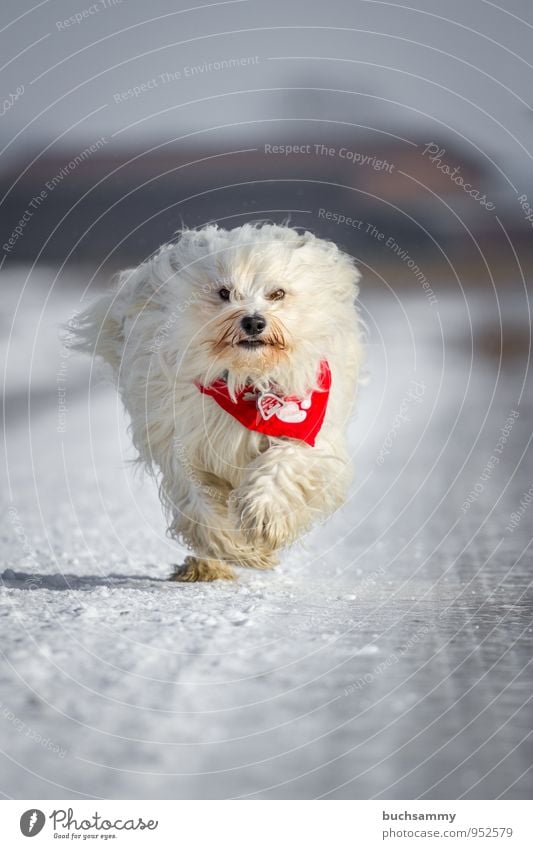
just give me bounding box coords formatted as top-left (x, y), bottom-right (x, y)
top-left (70, 223), bottom-right (363, 581)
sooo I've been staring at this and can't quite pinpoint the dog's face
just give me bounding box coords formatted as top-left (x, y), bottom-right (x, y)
top-left (156, 224), bottom-right (360, 390)
top-left (208, 279), bottom-right (291, 372)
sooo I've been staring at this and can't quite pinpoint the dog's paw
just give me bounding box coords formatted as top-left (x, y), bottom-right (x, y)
top-left (169, 556), bottom-right (236, 582)
top-left (231, 488), bottom-right (301, 550)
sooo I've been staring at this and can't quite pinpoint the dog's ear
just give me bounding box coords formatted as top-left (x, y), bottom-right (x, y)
top-left (295, 231), bottom-right (361, 294)
top-left (172, 226), bottom-right (221, 261)
top-left (163, 227), bottom-right (224, 287)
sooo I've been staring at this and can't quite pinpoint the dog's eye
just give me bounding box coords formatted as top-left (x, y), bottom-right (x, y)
top-left (268, 288), bottom-right (285, 301)
top-left (218, 287), bottom-right (231, 301)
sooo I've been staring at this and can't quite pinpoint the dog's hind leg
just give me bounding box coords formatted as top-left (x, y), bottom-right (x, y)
top-left (169, 556), bottom-right (236, 582)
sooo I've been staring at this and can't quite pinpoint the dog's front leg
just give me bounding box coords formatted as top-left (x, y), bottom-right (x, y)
top-left (166, 470), bottom-right (278, 581)
top-left (231, 442), bottom-right (350, 551)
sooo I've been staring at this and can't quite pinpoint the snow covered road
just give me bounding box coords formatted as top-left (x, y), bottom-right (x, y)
top-left (1, 267), bottom-right (532, 799)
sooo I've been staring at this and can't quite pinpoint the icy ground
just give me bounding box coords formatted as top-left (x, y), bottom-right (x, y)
top-left (1, 267), bottom-right (532, 799)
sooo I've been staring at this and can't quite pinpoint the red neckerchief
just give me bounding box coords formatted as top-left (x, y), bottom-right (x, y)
top-left (196, 360), bottom-right (331, 447)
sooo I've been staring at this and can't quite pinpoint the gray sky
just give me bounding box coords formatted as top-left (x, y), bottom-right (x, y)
top-left (1, 0), bottom-right (532, 191)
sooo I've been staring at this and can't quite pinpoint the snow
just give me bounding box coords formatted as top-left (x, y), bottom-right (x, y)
top-left (1, 267), bottom-right (532, 799)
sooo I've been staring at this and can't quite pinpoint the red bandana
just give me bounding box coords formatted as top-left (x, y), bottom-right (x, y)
top-left (196, 360), bottom-right (331, 446)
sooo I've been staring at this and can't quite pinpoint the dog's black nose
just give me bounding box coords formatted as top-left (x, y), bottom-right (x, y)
top-left (240, 313), bottom-right (266, 336)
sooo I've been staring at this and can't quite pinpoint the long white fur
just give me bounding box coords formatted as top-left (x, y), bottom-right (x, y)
top-left (68, 223), bottom-right (364, 580)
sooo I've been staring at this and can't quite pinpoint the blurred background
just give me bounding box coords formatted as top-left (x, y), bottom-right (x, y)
top-left (2, 0), bottom-right (533, 272)
top-left (1, 0), bottom-right (532, 801)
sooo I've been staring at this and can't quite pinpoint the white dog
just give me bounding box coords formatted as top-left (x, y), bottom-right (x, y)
top-left (69, 223), bottom-right (363, 581)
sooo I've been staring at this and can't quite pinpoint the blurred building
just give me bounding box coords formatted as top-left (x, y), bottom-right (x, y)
top-left (1, 133), bottom-right (526, 279)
